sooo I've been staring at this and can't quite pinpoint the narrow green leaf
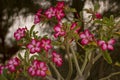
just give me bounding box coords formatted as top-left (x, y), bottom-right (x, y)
top-left (102, 51), bottom-right (112, 64)
top-left (18, 53), bottom-right (23, 60)
top-left (30, 25), bottom-right (35, 37)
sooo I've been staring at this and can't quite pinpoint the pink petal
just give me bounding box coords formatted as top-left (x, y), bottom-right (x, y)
top-left (54, 26), bottom-right (61, 32)
top-left (39, 62), bottom-right (45, 68)
top-left (101, 43), bottom-right (107, 50)
top-left (36, 42), bottom-right (41, 47)
top-left (81, 39), bottom-right (89, 45)
top-left (30, 48), bottom-right (36, 53)
top-left (36, 70), bottom-right (41, 76)
top-left (107, 44), bottom-right (114, 50)
top-left (31, 39), bottom-right (36, 45)
top-left (84, 29), bottom-right (90, 37)
top-left (27, 44), bottom-right (33, 49)
top-left (70, 22), bottom-right (77, 30)
top-left (40, 71), bottom-right (46, 77)
top-left (79, 33), bottom-right (86, 39)
top-left (35, 47), bottom-right (40, 52)
top-left (54, 32), bottom-right (60, 38)
top-left (108, 39), bottom-right (115, 45)
top-left (98, 40), bottom-right (105, 46)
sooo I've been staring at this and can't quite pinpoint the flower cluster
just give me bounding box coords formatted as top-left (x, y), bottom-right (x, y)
top-left (28, 60), bottom-right (48, 77)
top-left (45, 1), bottom-right (65, 21)
top-left (98, 39), bottom-right (115, 51)
top-left (34, 1), bottom-right (65, 25)
top-left (52, 51), bottom-right (63, 67)
top-left (27, 38), bottom-right (52, 54)
top-left (14, 28), bottom-right (27, 40)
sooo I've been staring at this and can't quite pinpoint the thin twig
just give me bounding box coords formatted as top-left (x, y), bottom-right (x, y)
top-left (99, 71), bottom-right (120, 80)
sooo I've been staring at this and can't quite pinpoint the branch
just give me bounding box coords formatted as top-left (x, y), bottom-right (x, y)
top-left (99, 71), bottom-right (120, 80)
top-left (50, 62), bottom-right (64, 80)
top-left (65, 38), bottom-right (73, 80)
top-left (70, 46), bottom-right (82, 76)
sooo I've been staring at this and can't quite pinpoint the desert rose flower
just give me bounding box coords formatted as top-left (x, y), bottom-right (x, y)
top-left (45, 7), bottom-right (56, 19)
top-left (55, 8), bottom-right (65, 21)
top-left (41, 39), bottom-right (52, 51)
top-left (28, 60), bottom-right (48, 77)
top-left (52, 51), bottom-right (63, 67)
top-left (95, 13), bottom-right (102, 19)
top-left (79, 29), bottom-right (94, 45)
top-left (14, 28), bottom-right (27, 40)
top-left (54, 24), bottom-right (66, 38)
top-left (27, 39), bottom-right (41, 54)
top-left (98, 39), bottom-right (115, 51)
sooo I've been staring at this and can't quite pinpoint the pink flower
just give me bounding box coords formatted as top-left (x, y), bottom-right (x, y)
top-left (79, 29), bottom-right (93, 45)
top-left (14, 28), bottom-right (27, 40)
top-left (36, 62), bottom-right (48, 77)
top-left (98, 39), bottom-right (115, 51)
top-left (0, 65), bottom-right (4, 75)
top-left (34, 9), bottom-right (42, 24)
top-left (56, 1), bottom-right (65, 9)
top-left (27, 39), bottom-right (41, 54)
top-left (41, 39), bottom-right (52, 51)
top-left (55, 8), bottom-right (65, 21)
top-left (45, 7), bottom-right (56, 19)
top-left (52, 51), bottom-right (63, 67)
top-left (28, 60), bottom-right (48, 77)
top-left (7, 57), bottom-right (20, 72)
top-left (95, 13), bottom-right (102, 19)
top-left (54, 24), bottom-right (65, 38)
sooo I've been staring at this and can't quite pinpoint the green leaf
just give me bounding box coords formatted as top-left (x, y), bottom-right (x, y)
top-left (30, 25), bottom-right (35, 37)
top-left (70, 8), bottom-right (77, 12)
top-left (94, 3), bottom-right (100, 11)
top-left (2, 69), bottom-right (9, 79)
top-left (94, 20), bottom-right (103, 24)
top-left (18, 53), bottom-right (23, 60)
top-left (102, 51), bottom-right (112, 64)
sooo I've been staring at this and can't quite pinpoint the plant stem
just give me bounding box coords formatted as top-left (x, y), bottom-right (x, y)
top-left (46, 76), bottom-right (56, 80)
top-left (93, 53), bottom-right (102, 64)
top-left (81, 52), bottom-right (88, 73)
top-left (99, 71), bottom-right (120, 80)
top-left (65, 38), bottom-right (73, 80)
top-left (50, 62), bottom-right (64, 80)
top-left (70, 46), bottom-right (82, 76)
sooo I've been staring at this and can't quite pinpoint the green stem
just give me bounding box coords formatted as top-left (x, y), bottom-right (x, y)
top-left (93, 53), bottom-right (102, 64)
top-left (46, 76), bottom-right (56, 80)
top-left (50, 62), bottom-right (64, 80)
top-left (65, 38), bottom-right (73, 80)
top-left (81, 52), bottom-right (88, 73)
top-left (70, 46), bottom-right (82, 76)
